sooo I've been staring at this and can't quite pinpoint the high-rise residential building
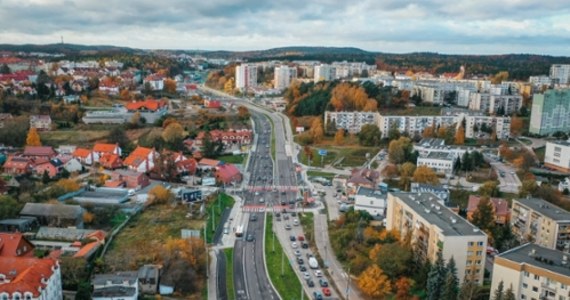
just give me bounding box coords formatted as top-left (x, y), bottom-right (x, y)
top-left (491, 243), bottom-right (570, 300)
top-left (235, 63), bottom-right (257, 90)
top-left (511, 197), bottom-right (570, 251)
top-left (469, 93), bottom-right (491, 112)
top-left (324, 111), bottom-right (381, 134)
top-left (489, 94), bottom-right (523, 115)
top-left (550, 64), bottom-right (570, 85)
top-left (313, 64), bottom-right (335, 83)
top-left (386, 192), bottom-right (487, 284)
top-left (274, 66), bottom-right (297, 90)
top-left (544, 141), bottom-right (570, 173)
top-left (464, 115), bottom-right (511, 139)
top-left (530, 89), bottom-right (570, 135)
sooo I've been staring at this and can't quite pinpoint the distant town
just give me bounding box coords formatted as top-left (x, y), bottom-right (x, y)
top-left (0, 46), bottom-right (570, 300)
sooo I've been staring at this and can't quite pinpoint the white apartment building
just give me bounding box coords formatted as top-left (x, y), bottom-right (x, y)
top-left (550, 64), bottom-right (570, 85)
top-left (529, 75), bottom-right (552, 89)
top-left (544, 141), bottom-right (570, 173)
top-left (378, 115), bottom-right (457, 138)
top-left (456, 88), bottom-right (474, 107)
top-left (324, 111), bottom-right (381, 134)
top-left (489, 94), bottom-right (523, 115)
top-left (413, 84), bottom-right (445, 104)
top-left (387, 192), bottom-right (487, 284)
top-left (417, 151), bottom-right (456, 174)
top-left (314, 64), bottom-right (335, 82)
top-left (235, 63), bottom-right (258, 90)
top-left (92, 272), bottom-right (139, 300)
top-left (354, 186), bottom-right (387, 219)
top-left (274, 65), bottom-right (297, 90)
top-left (491, 243), bottom-right (570, 300)
top-left (469, 93), bottom-right (491, 112)
top-left (464, 115), bottom-right (511, 139)
top-left (331, 61), bottom-right (376, 78)
top-left (0, 257), bottom-right (62, 300)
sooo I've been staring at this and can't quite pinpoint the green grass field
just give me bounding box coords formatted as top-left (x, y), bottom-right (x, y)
top-left (224, 248), bottom-right (236, 300)
top-left (298, 145), bottom-right (378, 168)
top-left (205, 193), bottom-right (235, 243)
top-left (306, 170), bottom-right (337, 180)
top-left (217, 154), bottom-right (246, 164)
top-left (40, 130), bottom-right (110, 147)
top-left (265, 215), bottom-right (307, 300)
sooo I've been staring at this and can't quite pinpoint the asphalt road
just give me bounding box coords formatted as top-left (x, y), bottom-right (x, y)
top-left (490, 161), bottom-right (522, 193)
top-left (216, 249), bottom-right (228, 300)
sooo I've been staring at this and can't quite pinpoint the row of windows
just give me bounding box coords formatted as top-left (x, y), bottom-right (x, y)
top-left (468, 241), bottom-right (485, 247)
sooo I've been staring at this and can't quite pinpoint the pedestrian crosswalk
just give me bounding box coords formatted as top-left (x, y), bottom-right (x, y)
top-left (242, 205), bottom-right (291, 212)
top-left (246, 185), bottom-right (300, 192)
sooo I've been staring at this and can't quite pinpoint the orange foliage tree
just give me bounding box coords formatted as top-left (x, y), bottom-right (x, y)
top-left (455, 125), bottom-right (465, 145)
top-left (55, 179), bottom-right (81, 193)
top-left (148, 185), bottom-right (173, 205)
top-left (357, 264), bottom-right (392, 299)
top-left (510, 115), bottom-right (524, 136)
top-left (163, 78), bottom-right (177, 94)
top-left (26, 127), bottom-right (42, 146)
top-left (412, 165), bottom-right (439, 185)
top-left (309, 118), bottom-right (324, 143)
top-left (330, 83), bottom-right (377, 112)
top-left (334, 129), bottom-right (345, 145)
top-left (395, 277), bottom-right (414, 300)
top-left (382, 164), bottom-right (399, 179)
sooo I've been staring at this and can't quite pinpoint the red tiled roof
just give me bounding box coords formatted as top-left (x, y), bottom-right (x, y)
top-left (86, 230), bottom-right (106, 242)
top-left (199, 158), bottom-right (220, 167)
top-left (23, 146), bottom-right (56, 157)
top-left (3, 155), bottom-right (31, 170)
top-left (0, 233), bottom-right (34, 257)
top-left (125, 99), bottom-right (166, 111)
top-left (216, 164), bottom-right (241, 183)
top-left (93, 143), bottom-right (118, 153)
top-left (99, 153), bottom-right (122, 167)
top-left (73, 242), bottom-right (100, 258)
top-left (104, 180), bottom-right (124, 188)
top-left (0, 257), bottom-right (58, 297)
top-left (72, 148), bottom-right (92, 158)
top-left (123, 146), bottom-right (153, 167)
top-left (467, 195), bottom-right (510, 217)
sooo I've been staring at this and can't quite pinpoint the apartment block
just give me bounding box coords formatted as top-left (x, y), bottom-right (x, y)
top-left (491, 243), bottom-right (570, 300)
top-left (324, 111), bottom-right (381, 134)
top-left (545, 141), bottom-right (570, 173)
top-left (489, 94), bottom-right (523, 115)
top-left (235, 63), bottom-right (257, 90)
top-left (314, 64), bottom-right (335, 82)
top-left (386, 192), bottom-right (487, 284)
top-left (378, 115), bottom-right (457, 139)
top-left (274, 65), bottom-right (297, 90)
top-left (550, 64), bottom-right (570, 85)
top-left (417, 151), bottom-right (456, 174)
top-left (468, 93), bottom-right (491, 112)
top-left (530, 89), bottom-right (570, 135)
top-left (464, 115), bottom-right (511, 139)
top-left (511, 197), bottom-right (570, 251)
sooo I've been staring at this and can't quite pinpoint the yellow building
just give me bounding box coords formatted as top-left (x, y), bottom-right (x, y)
top-left (511, 197), bottom-right (570, 251)
top-left (491, 243), bottom-right (570, 300)
top-left (386, 192), bottom-right (487, 284)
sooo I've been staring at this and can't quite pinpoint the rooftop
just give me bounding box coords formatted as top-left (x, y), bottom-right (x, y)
top-left (20, 203), bottom-right (82, 219)
top-left (92, 286), bottom-right (137, 298)
top-left (424, 151), bottom-right (455, 160)
top-left (497, 243), bottom-right (570, 277)
top-left (514, 197), bottom-right (570, 222)
top-left (548, 140), bottom-right (570, 147)
top-left (92, 271), bottom-right (138, 286)
top-left (356, 186), bottom-right (385, 199)
top-left (418, 138), bottom-right (446, 148)
top-left (390, 192), bottom-right (485, 236)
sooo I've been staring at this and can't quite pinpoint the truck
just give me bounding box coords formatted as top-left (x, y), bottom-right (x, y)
top-left (235, 225), bottom-right (244, 237)
top-left (309, 257), bottom-right (319, 269)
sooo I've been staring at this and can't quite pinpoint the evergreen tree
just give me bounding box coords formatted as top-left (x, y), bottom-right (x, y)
top-left (42, 170), bottom-right (50, 184)
top-left (471, 197), bottom-right (496, 233)
top-left (461, 152), bottom-right (472, 172)
top-left (427, 250), bottom-right (446, 300)
top-left (442, 257), bottom-right (459, 300)
top-left (453, 157), bottom-right (462, 173)
top-left (503, 285), bottom-right (515, 300)
top-left (493, 280), bottom-right (504, 300)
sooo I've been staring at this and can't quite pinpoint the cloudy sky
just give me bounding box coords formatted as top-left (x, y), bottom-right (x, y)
top-left (1, 0), bottom-right (569, 55)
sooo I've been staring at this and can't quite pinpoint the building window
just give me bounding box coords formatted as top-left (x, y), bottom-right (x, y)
top-left (466, 260), bottom-right (472, 265)
top-left (467, 251), bottom-right (473, 256)
top-left (524, 271), bottom-right (529, 277)
top-left (523, 283), bottom-right (528, 289)
top-left (477, 241), bottom-right (484, 246)
top-left (468, 242), bottom-right (474, 246)
top-left (521, 295), bottom-right (526, 300)
top-left (476, 251), bottom-right (483, 256)
top-left (562, 284), bottom-right (567, 290)
top-left (534, 275), bottom-right (540, 280)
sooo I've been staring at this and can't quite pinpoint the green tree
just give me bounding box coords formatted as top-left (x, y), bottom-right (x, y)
top-left (479, 181), bottom-right (500, 197)
top-left (442, 257), bottom-right (459, 300)
top-left (519, 179), bottom-right (538, 198)
top-left (427, 250), bottom-right (446, 300)
top-left (503, 285), bottom-right (515, 300)
top-left (358, 124), bottom-right (382, 146)
top-left (388, 137), bottom-right (413, 164)
top-left (0, 196), bottom-right (21, 219)
top-left (388, 126), bottom-right (401, 141)
top-left (493, 280), bottom-right (504, 300)
top-left (462, 152), bottom-right (472, 172)
top-left (471, 196), bottom-right (496, 233)
top-left (373, 242), bottom-right (412, 279)
top-left (0, 64), bottom-right (10, 74)
top-left (42, 170), bottom-right (50, 184)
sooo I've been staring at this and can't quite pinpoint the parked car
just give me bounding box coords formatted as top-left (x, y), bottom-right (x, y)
top-left (246, 234), bottom-right (255, 242)
top-left (319, 279), bottom-right (328, 287)
top-left (299, 265), bottom-right (307, 272)
top-left (294, 250), bottom-right (302, 256)
top-left (303, 272), bottom-right (311, 280)
top-left (291, 242), bottom-right (298, 249)
top-left (285, 224), bottom-right (292, 230)
top-left (302, 242), bottom-right (309, 249)
top-left (306, 279), bottom-right (315, 287)
top-left (289, 235), bottom-right (296, 241)
top-left (314, 270), bottom-right (323, 277)
top-left (313, 291), bottom-right (323, 300)
top-left (297, 235), bottom-right (305, 241)
top-left (322, 288), bottom-right (331, 297)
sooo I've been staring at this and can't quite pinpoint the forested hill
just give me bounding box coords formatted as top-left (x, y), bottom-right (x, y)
top-left (2, 43), bottom-right (570, 79)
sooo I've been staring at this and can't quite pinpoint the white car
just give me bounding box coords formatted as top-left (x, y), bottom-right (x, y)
top-left (294, 250), bottom-right (302, 256)
top-left (314, 270), bottom-right (323, 277)
top-left (303, 272), bottom-right (311, 280)
top-left (291, 242), bottom-right (298, 249)
top-left (259, 198), bottom-right (265, 203)
top-left (293, 219), bottom-right (299, 226)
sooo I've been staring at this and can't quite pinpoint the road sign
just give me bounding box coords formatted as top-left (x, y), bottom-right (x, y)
top-left (318, 149), bottom-right (327, 156)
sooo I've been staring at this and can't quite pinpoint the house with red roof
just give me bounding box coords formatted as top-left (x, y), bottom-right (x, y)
top-left (143, 73), bottom-right (165, 90)
top-left (177, 158), bottom-right (197, 175)
top-left (195, 129), bottom-right (252, 147)
top-left (93, 143), bottom-right (122, 162)
top-left (467, 195), bottom-right (511, 225)
top-left (3, 155), bottom-right (32, 175)
top-left (123, 146), bottom-right (158, 173)
top-left (126, 99), bottom-right (167, 113)
top-left (29, 115), bottom-right (52, 131)
top-left (107, 169), bottom-right (150, 189)
top-left (33, 159), bottom-right (63, 178)
top-left (22, 146), bottom-right (56, 161)
top-left (0, 233), bottom-right (35, 257)
top-left (198, 158), bottom-right (220, 170)
top-left (72, 148), bottom-right (95, 165)
top-left (0, 257), bottom-right (62, 300)
top-left (215, 163), bottom-right (242, 185)
top-left (99, 153), bottom-right (123, 170)
top-left (204, 99), bottom-right (222, 109)
top-left (346, 168), bottom-right (380, 194)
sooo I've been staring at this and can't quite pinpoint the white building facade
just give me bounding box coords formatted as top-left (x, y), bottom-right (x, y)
top-left (274, 66), bottom-right (297, 90)
top-left (235, 64), bottom-right (258, 90)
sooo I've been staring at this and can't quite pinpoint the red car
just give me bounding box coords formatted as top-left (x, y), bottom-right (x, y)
top-left (322, 288), bottom-right (331, 296)
top-left (297, 235), bottom-right (305, 241)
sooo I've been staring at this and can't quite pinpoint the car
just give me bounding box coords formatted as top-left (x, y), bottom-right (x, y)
top-left (294, 250), bottom-right (302, 256)
top-left (510, 171), bottom-right (515, 175)
top-left (319, 279), bottom-right (328, 287)
top-left (255, 191), bottom-right (260, 196)
top-left (293, 219), bottom-right (299, 226)
top-left (291, 212), bottom-right (297, 217)
top-left (314, 270), bottom-right (323, 277)
top-left (306, 253), bottom-right (313, 259)
top-left (289, 235), bottom-right (296, 241)
top-left (303, 272), bottom-right (311, 280)
top-left (306, 279), bottom-right (315, 287)
top-left (276, 217), bottom-right (281, 222)
top-left (297, 257), bottom-right (304, 265)
top-left (250, 214), bottom-right (258, 221)
top-left (291, 242), bottom-right (298, 249)
top-left (313, 291), bottom-right (323, 300)
top-left (284, 215), bottom-right (290, 220)
top-left (297, 235), bottom-right (305, 241)
top-left (299, 265), bottom-right (307, 272)
top-left (285, 224), bottom-right (292, 230)
top-left (322, 288), bottom-right (331, 297)
top-left (302, 242), bottom-right (309, 249)
top-left (280, 200), bottom-right (286, 205)
top-left (259, 198), bottom-right (265, 203)
top-left (246, 234), bottom-right (255, 242)
top-left (275, 212), bottom-right (281, 217)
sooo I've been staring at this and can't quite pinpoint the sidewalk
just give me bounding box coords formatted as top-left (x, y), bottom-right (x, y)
top-left (207, 249), bottom-right (217, 300)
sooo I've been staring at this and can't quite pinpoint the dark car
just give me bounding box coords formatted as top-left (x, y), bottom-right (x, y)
top-left (289, 235), bottom-right (296, 241)
top-left (297, 258), bottom-right (304, 265)
top-left (306, 279), bottom-right (315, 288)
top-left (246, 234), bottom-right (255, 242)
top-left (250, 214), bottom-right (258, 221)
top-left (299, 265), bottom-right (307, 272)
top-left (302, 242), bottom-right (309, 249)
top-left (319, 279), bottom-right (328, 287)
top-left (313, 291), bottom-right (323, 300)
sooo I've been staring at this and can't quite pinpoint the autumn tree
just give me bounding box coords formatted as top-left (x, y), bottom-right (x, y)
top-left (330, 82), bottom-right (377, 112)
top-left (371, 242), bottom-right (412, 279)
top-left (162, 122), bottom-right (185, 144)
top-left (357, 264), bottom-right (392, 299)
top-left (399, 162), bottom-right (417, 191)
top-left (491, 71), bottom-right (509, 84)
top-left (224, 78), bottom-right (235, 94)
top-left (422, 125), bottom-right (436, 138)
top-left (309, 118), bottom-right (324, 143)
top-left (26, 127), bottom-right (42, 146)
top-left (163, 78), bottom-right (177, 94)
top-left (519, 179), bottom-right (538, 198)
top-left (388, 137), bottom-right (413, 164)
top-left (479, 180), bottom-right (500, 197)
top-left (119, 88), bottom-right (132, 100)
top-left (471, 196), bottom-right (496, 234)
top-left (395, 277), bottom-right (413, 300)
top-left (510, 115), bottom-right (524, 136)
top-left (455, 125), bottom-right (465, 145)
top-left (148, 185), bottom-right (173, 205)
top-left (334, 128), bottom-right (345, 145)
top-left (55, 179), bottom-right (81, 193)
top-left (382, 164), bottom-right (399, 179)
top-left (83, 212), bottom-right (95, 224)
top-left (412, 165), bottom-right (439, 185)
top-left (358, 124), bottom-right (381, 146)
top-left (237, 106), bottom-right (250, 120)
top-left (437, 126), bottom-right (447, 139)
